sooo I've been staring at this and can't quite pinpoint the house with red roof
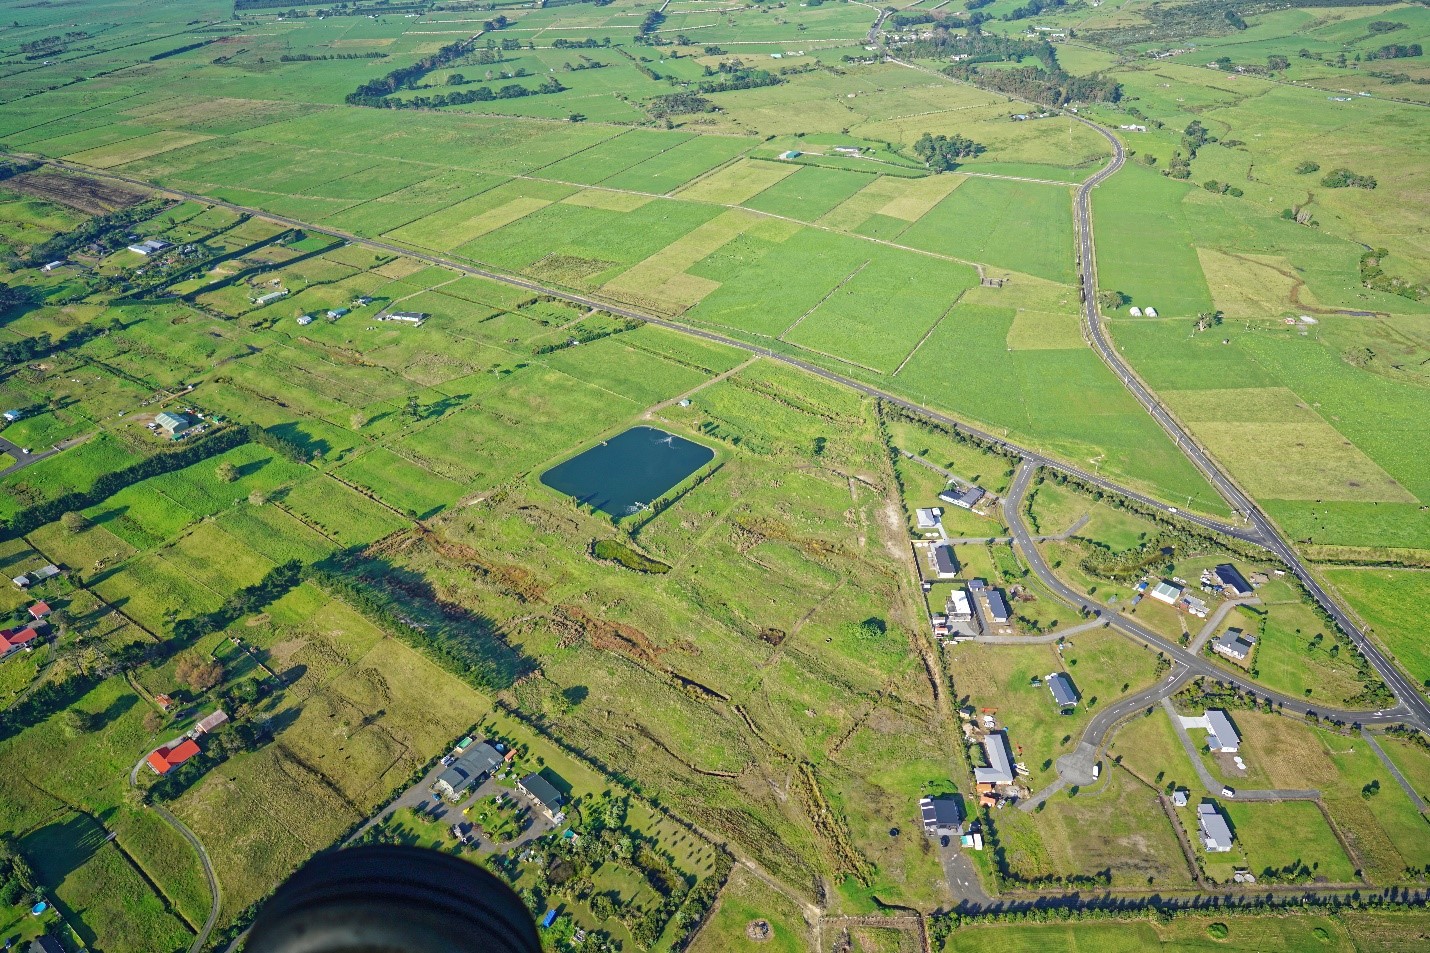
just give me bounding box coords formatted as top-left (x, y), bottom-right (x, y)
top-left (28, 601), bottom-right (50, 620)
top-left (147, 739), bottom-right (201, 775)
top-left (0, 626), bottom-right (42, 661)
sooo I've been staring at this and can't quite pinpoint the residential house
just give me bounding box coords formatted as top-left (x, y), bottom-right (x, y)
top-left (194, 709), bottom-right (229, 735)
top-left (985, 589), bottom-right (1012, 624)
top-left (947, 589), bottom-right (973, 622)
top-left (1205, 710), bottom-right (1240, 753)
top-left (518, 772), bottom-right (567, 820)
top-left (296, 314), bottom-right (314, 326)
top-left (974, 731), bottom-right (1015, 785)
top-left (929, 544), bottom-right (958, 579)
top-left (326, 308), bottom-right (350, 319)
top-left (1212, 563), bottom-right (1254, 597)
top-left (155, 411), bottom-right (194, 437)
top-left (1172, 788), bottom-right (1189, 807)
top-left (1149, 580), bottom-right (1183, 605)
top-left (30, 935), bottom-right (65, 953)
top-left (434, 741), bottom-right (503, 798)
top-left (939, 485), bottom-right (985, 510)
top-left (147, 739), bottom-right (201, 775)
top-left (0, 626), bottom-right (42, 661)
top-left (28, 601), bottom-right (50, 620)
top-left (919, 795), bottom-right (963, 836)
top-left (1198, 802), bottom-right (1234, 852)
top-left (915, 507), bottom-right (942, 530)
top-left (1048, 672), bottom-right (1079, 708)
top-left (2, 410), bottom-right (22, 423)
top-left (1212, 629), bottom-right (1257, 663)
top-left (127, 239), bottom-right (169, 256)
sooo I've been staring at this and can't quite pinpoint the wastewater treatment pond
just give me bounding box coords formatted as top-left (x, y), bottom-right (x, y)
top-left (540, 426), bottom-right (714, 517)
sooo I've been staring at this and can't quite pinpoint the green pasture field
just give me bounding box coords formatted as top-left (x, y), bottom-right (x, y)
top-left (1324, 567), bottom-right (1430, 687)
top-left (941, 911), bottom-right (1359, 953)
top-left (945, 630), bottom-right (1163, 792)
top-left (898, 177), bottom-right (1076, 283)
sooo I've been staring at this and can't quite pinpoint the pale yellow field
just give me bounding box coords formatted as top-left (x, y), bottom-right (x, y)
top-left (64, 130), bottom-right (213, 168)
top-left (674, 158), bottom-right (799, 205)
top-left (603, 208), bottom-right (763, 310)
top-left (561, 188), bottom-right (653, 212)
top-left (1197, 248), bottom-right (1322, 318)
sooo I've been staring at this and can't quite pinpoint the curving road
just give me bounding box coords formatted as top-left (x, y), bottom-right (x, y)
top-left (1068, 119), bottom-right (1430, 732)
top-left (18, 141), bottom-right (1424, 732)
top-left (130, 755), bottom-right (221, 953)
top-left (1003, 461), bottom-right (1407, 728)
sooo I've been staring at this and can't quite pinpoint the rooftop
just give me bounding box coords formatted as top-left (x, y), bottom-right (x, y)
top-left (1206, 709), bottom-right (1240, 751)
top-left (974, 731), bottom-right (1015, 785)
top-left (1048, 672), bottom-right (1078, 707)
top-left (1198, 802), bottom-right (1234, 850)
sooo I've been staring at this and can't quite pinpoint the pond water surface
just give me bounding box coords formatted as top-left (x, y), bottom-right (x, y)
top-left (540, 426), bottom-right (713, 516)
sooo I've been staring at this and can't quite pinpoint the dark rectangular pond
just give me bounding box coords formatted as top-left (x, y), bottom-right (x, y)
top-left (540, 426), bottom-right (714, 517)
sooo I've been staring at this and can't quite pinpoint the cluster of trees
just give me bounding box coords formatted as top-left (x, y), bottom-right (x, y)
top-left (1, 423), bottom-right (247, 538)
top-left (363, 77), bottom-right (568, 110)
top-left (489, 791), bottom-right (700, 949)
top-left (948, 62), bottom-right (1121, 106)
top-left (0, 317), bottom-right (112, 366)
top-left (345, 36), bottom-right (477, 105)
top-left (1359, 248), bottom-right (1424, 300)
top-left (279, 51), bottom-right (387, 61)
top-left (1321, 167), bottom-right (1377, 189)
top-left (1202, 179), bottom-right (1245, 197)
top-left (308, 555), bottom-right (520, 693)
top-left (552, 37), bottom-right (609, 49)
top-left (20, 32), bottom-right (86, 54)
top-left (637, 9), bottom-right (665, 36)
top-left (21, 200), bottom-right (166, 269)
top-left (1088, 0), bottom-right (1248, 48)
top-left (1366, 43), bottom-right (1422, 60)
top-left (1004, 0), bottom-right (1065, 21)
top-left (697, 59), bottom-right (784, 94)
top-left (912, 132), bottom-right (985, 170)
top-left (0, 837), bottom-right (36, 907)
top-left (648, 91), bottom-right (716, 118)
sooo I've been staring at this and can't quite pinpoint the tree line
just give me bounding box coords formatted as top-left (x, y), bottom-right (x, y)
top-left (913, 132), bottom-right (985, 171)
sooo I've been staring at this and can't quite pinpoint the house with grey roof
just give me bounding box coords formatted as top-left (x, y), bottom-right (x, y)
top-left (1212, 629), bottom-right (1257, 663)
top-left (930, 544), bottom-right (958, 579)
top-left (1198, 802), bottom-right (1234, 852)
top-left (919, 795), bottom-right (964, 836)
top-left (939, 485), bottom-right (985, 510)
top-left (518, 771), bottom-right (567, 820)
top-left (1205, 710), bottom-right (1240, 753)
top-left (1048, 672), bottom-right (1079, 709)
top-left (974, 731), bottom-right (1015, 785)
top-left (986, 589), bottom-right (1011, 623)
top-left (434, 741), bottom-right (503, 798)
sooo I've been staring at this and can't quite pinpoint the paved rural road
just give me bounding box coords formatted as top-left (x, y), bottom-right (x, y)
top-left (27, 150), bottom-right (1425, 730)
top-left (1161, 699), bottom-right (1320, 801)
top-left (1002, 462), bottom-right (1408, 729)
top-left (0, 434), bottom-right (58, 476)
top-left (15, 153), bottom-right (1255, 544)
top-left (1066, 119), bottom-right (1430, 733)
top-left (129, 755), bottom-right (221, 953)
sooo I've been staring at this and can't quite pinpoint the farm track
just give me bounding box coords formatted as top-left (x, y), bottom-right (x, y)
top-left (128, 756), bottom-right (221, 953)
